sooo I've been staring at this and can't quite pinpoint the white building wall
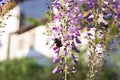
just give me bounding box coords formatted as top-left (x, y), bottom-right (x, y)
top-left (34, 25), bottom-right (54, 58)
top-left (9, 25), bottom-right (55, 59)
top-left (0, 6), bottom-right (20, 61)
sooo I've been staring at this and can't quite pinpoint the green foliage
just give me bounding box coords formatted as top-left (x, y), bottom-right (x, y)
top-left (101, 63), bottom-right (118, 80)
top-left (0, 58), bottom-right (118, 80)
top-left (0, 58), bottom-right (50, 80)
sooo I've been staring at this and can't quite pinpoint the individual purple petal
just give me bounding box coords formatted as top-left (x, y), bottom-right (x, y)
top-left (84, 6), bottom-right (90, 11)
top-left (54, 15), bottom-right (60, 19)
top-left (71, 53), bottom-right (78, 64)
top-left (87, 18), bottom-right (93, 22)
top-left (75, 31), bottom-right (80, 36)
top-left (88, 42), bottom-right (93, 46)
top-left (74, 59), bottom-right (78, 64)
top-left (71, 42), bottom-right (80, 53)
top-left (103, 20), bottom-right (108, 25)
top-left (53, 47), bottom-right (60, 53)
top-left (71, 54), bottom-right (77, 59)
top-left (64, 48), bottom-right (67, 56)
top-left (52, 66), bottom-right (61, 74)
top-left (90, 0), bottom-right (97, 3)
top-left (52, 26), bottom-right (60, 31)
top-left (52, 27), bottom-right (57, 30)
top-left (65, 42), bottom-right (70, 47)
top-left (75, 37), bottom-right (81, 44)
top-left (68, 27), bottom-right (76, 33)
top-left (74, 47), bottom-right (80, 53)
top-left (53, 56), bottom-right (60, 63)
top-left (64, 34), bottom-right (72, 41)
top-left (117, 12), bottom-right (120, 19)
top-left (89, 3), bottom-right (95, 9)
top-left (71, 35), bottom-right (74, 40)
top-left (71, 42), bottom-right (76, 49)
top-left (87, 25), bottom-right (94, 29)
top-left (70, 66), bottom-right (76, 73)
top-left (84, 12), bottom-right (92, 19)
top-left (52, 26), bottom-right (62, 32)
top-left (118, 23), bottom-right (120, 31)
top-left (68, 0), bottom-right (74, 2)
top-left (87, 33), bottom-right (93, 36)
top-left (113, 2), bottom-right (119, 8)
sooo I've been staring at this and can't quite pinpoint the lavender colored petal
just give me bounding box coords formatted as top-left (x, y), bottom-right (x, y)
top-left (84, 12), bottom-right (92, 19)
top-left (84, 6), bottom-right (90, 11)
top-left (74, 48), bottom-right (80, 53)
top-left (70, 66), bottom-right (76, 73)
top-left (64, 34), bottom-right (72, 41)
top-left (75, 37), bottom-right (81, 44)
top-left (53, 47), bottom-right (60, 53)
top-left (71, 35), bottom-right (74, 40)
top-left (118, 12), bottom-right (120, 19)
top-left (64, 48), bottom-right (67, 56)
top-left (65, 42), bottom-right (70, 47)
top-left (74, 59), bottom-right (78, 64)
top-left (75, 31), bottom-right (81, 36)
top-left (87, 33), bottom-right (93, 36)
top-left (52, 26), bottom-right (61, 32)
top-left (71, 42), bottom-right (80, 53)
top-left (118, 23), bottom-right (120, 31)
top-left (68, 27), bottom-right (76, 33)
top-left (87, 18), bottom-right (93, 22)
top-left (71, 54), bottom-right (77, 59)
top-left (90, 0), bottom-right (97, 3)
top-left (54, 15), bottom-right (60, 19)
top-left (52, 66), bottom-right (61, 74)
top-left (53, 56), bottom-right (60, 63)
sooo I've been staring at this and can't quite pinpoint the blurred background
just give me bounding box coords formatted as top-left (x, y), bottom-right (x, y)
top-left (0, 0), bottom-right (120, 80)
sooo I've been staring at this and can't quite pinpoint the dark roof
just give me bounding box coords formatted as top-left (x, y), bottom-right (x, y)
top-left (15, 18), bottom-right (48, 34)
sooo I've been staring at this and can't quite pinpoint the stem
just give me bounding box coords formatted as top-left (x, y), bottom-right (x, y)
top-left (65, 55), bottom-right (67, 80)
top-left (49, 0), bottom-right (52, 21)
top-left (87, 1), bottom-right (100, 79)
top-left (60, 0), bottom-right (68, 80)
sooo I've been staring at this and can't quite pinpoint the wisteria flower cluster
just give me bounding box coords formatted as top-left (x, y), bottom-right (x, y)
top-left (50, 0), bottom-right (83, 79)
top-left (50, 0), bottom-right (120, 80)
top-left (81, 0), bottom-right (120, 79)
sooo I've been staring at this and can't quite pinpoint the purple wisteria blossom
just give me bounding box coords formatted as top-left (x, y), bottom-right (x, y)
top-left (81, 0), bottom-right (120, 79)
top-left (70, 66), bottom-right (76, 73)
top-left (50, 0), bottom-right (120, 80)
top-left (51, 0), bottom-right (83, 79)
top-left (118, 23), bottom-right (120, 31)
top-left (52, 66), bottom-right (62, 74)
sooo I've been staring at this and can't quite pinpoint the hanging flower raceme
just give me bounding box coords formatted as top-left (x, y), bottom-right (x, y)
top-left (79, 0), bottom-right (120, 79)
top-left (50, 0), bottom-right (83, 79)
top-left (50, 0), bottom-right (120, 80)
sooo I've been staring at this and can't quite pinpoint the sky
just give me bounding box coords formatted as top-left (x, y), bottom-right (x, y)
top-left (19, 0), bottom-right (50, 18)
